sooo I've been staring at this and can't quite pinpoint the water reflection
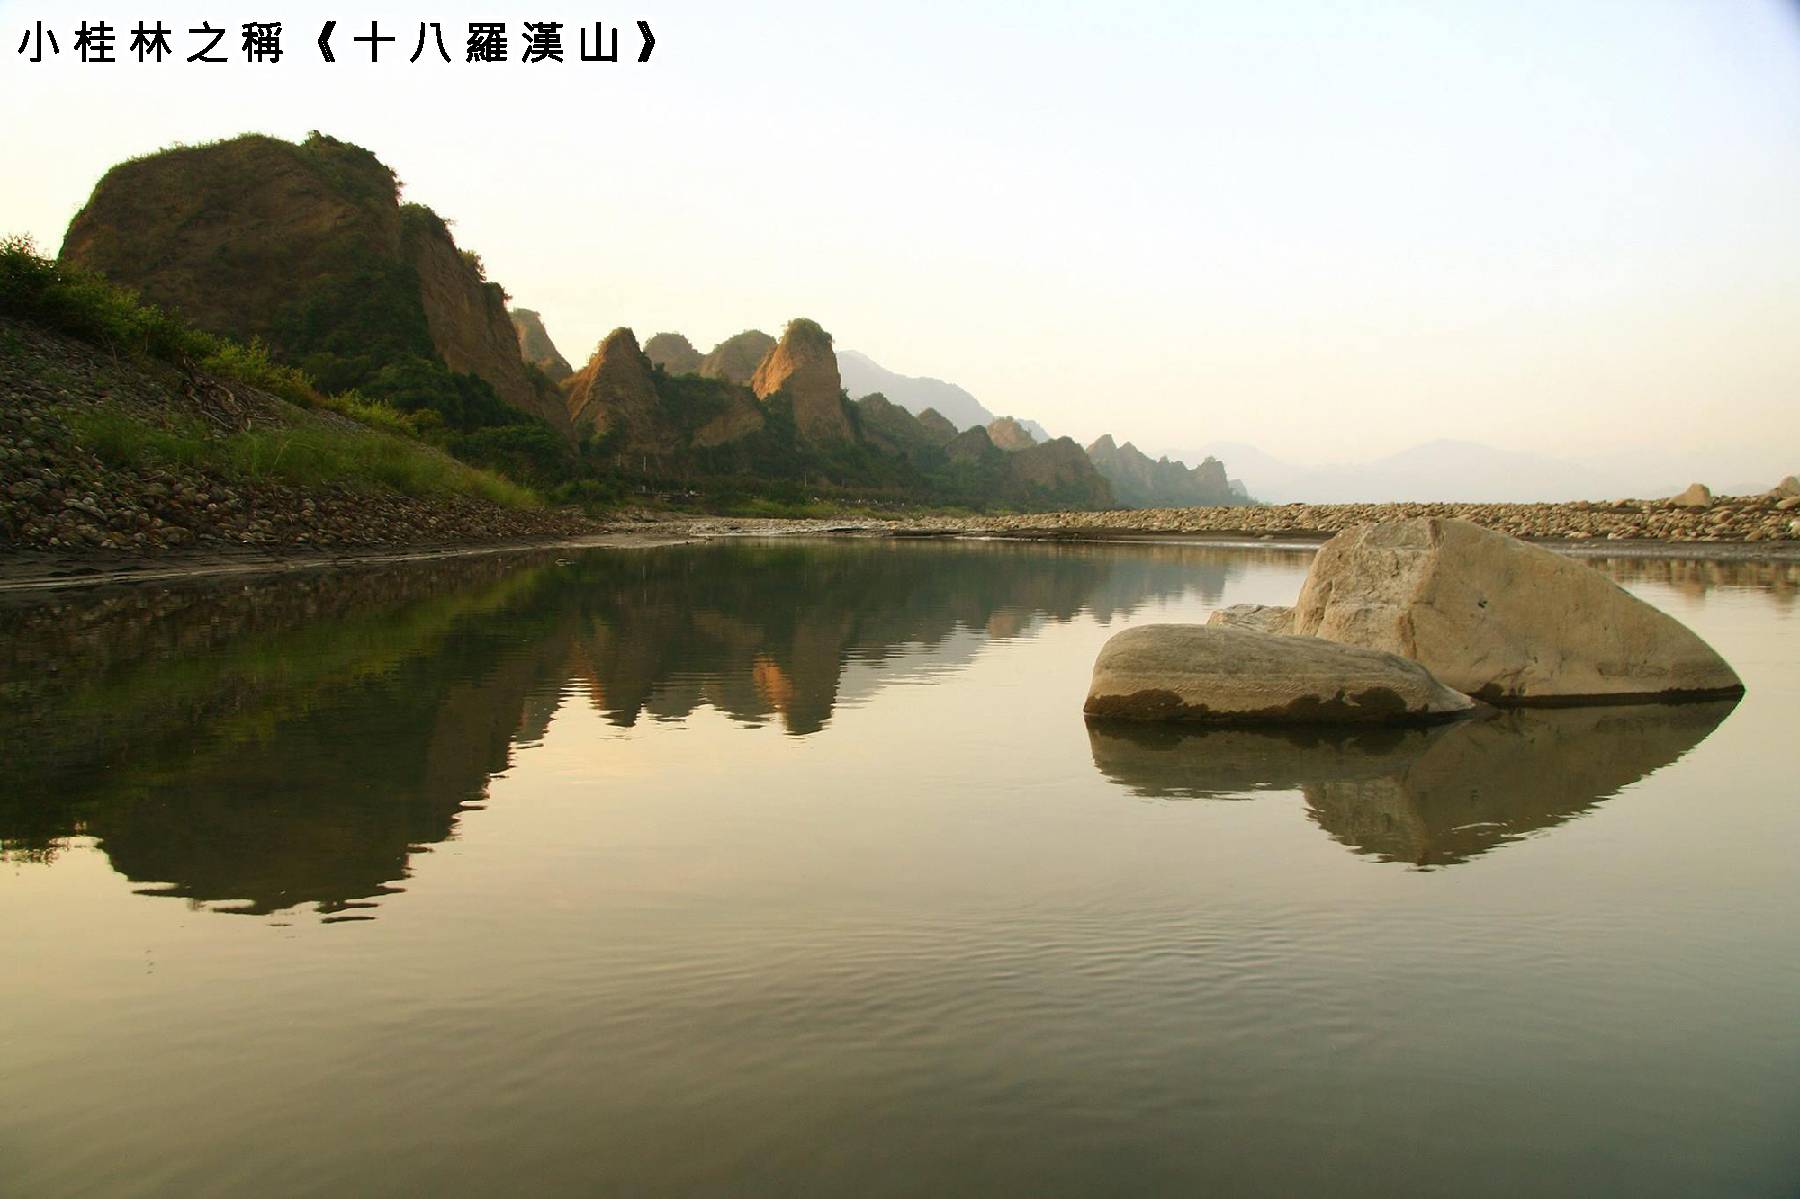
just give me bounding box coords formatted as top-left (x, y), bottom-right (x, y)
top-left (554, 539), bottom-right (1260, 733)
top-left (0, 539), bottom-right (1267, 914)
top-left (1089, 700), bottom-right (1736, 866)
top-left (1582, 556), bottom-right (1797, 611)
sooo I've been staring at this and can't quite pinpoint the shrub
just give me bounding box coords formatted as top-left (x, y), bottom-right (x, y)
top-left (447, 423), bottom-right (580, 486)
top-left (358, 355), bottom-right (520, 431)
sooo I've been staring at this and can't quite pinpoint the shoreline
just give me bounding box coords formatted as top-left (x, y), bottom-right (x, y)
top-left (4, 513), bottom-right (1797, 595)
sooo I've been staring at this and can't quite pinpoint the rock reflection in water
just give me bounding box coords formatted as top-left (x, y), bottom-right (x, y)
top-left (1088, 699), bottom-right (1736, 867)
top-left (0, 538), bottom-right (1269, 916)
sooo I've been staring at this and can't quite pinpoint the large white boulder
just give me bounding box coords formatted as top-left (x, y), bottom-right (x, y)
top-left (1292, 517), bottom-right (1743, 705)
top-left (1084, 624), bottom-right (1473, 725)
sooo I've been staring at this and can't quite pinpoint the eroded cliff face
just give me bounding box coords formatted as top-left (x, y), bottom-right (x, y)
top-left (59, 132), bottom-right (569, 437)
top-left (404, 211), bottom-right (571, 434)
top-left (751, 318), bottom-right (855, 444)
top-left (565, 328), bottom-right (667, 447)
top-left (699, 330), bottom-right (777, 385)
top-left (511, 308), bottom-right (573, 381)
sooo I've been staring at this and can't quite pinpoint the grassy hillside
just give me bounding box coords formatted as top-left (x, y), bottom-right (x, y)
top-left (0, 239), bottom-right (605, 552)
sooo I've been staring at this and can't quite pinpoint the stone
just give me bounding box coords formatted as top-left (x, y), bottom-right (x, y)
top-left (1670, 483), bottom-right (1712, 509)
top-left (1084, 624), bottom-right (1473, 726)
top-left (1291, 517), bottom-right (1743, 705)
top-left (1206, 604), bottom-right (1294, 635)
top-left (1767, 475), bottom-right (1800, 499)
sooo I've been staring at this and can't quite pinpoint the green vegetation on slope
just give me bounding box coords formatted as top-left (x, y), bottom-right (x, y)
top-left (67, 409), bottom-right (537, 509)
top-left (0, 234), bottom-right (319, 406)
top-left (1, 237), bottom-right (538, 509)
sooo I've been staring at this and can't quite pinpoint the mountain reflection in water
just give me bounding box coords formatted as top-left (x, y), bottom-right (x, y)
top-left (1089, 699), bottom-right (1736, 867)
top-left (0, 539), bottom-right (1272, 915)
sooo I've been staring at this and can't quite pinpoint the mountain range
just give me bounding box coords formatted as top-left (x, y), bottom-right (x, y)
top-left (51, 131), bottom-right (1243, 513)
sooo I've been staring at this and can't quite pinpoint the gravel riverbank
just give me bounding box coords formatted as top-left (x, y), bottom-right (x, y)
top-left (680, 497), bottom-right (1800, 556)
top-left (861, 496), bottom-right (1800, 545)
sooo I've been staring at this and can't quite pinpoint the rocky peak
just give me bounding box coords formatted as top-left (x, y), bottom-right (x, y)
top-left (565, 327), bottom-right (666, 447)
top-left (987, 416), bottom-right (1038, 452)
top-left (644, 332), bottom-right (703, 376)
top-left (945, 426), bottom-right (1000, 466)
top-left (751, 318), bottom-right (855, 443)
top-left (1008, 437), bottom-right (1114, 508)
top-left (915, 407), bottom-right (960, 447)
top-left (510, 308), bottom-right (572, 382)
top-left (698, 330), bottom-right (777, 385)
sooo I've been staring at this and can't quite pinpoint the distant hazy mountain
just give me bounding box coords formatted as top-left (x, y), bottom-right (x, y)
top-left (837, 350), bottom-right (993, 432)
top-left (1166, 439), bottom-right (1683, 503)
top-left (838, 350), bottom-right (1059, 445)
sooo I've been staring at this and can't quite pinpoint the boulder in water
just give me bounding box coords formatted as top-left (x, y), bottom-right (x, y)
top-left (1084, 624), bottom-right (1473, 726)
top-left (1292, 517), bottom-right (1743, 705)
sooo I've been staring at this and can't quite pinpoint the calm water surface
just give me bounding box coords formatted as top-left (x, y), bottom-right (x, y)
top-left (2, 540), bottom-right (1796, 1197)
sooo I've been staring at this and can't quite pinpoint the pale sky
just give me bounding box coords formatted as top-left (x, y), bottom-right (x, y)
top-left (3, 0), bottom-right (1797, 481)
